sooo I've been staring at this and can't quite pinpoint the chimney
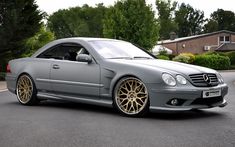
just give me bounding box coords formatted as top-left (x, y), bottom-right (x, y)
top-left (170, 32), bottom-right (177, 40)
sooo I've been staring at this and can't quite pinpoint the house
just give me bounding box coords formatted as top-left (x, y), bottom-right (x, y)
top-left (158, 30), bottom-right (235, 55)
top-left (152, 45), bottom-right (172, 55)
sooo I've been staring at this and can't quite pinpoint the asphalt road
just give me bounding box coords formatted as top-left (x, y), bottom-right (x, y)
top-left (0, 72), bottom-right (235, 147)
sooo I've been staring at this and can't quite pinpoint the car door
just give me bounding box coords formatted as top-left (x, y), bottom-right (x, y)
top-left (49, 43), bottom-right (101, 99)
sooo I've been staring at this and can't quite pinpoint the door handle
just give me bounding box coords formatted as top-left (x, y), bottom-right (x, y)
top-left (52, 64), bottom-right (60, 69)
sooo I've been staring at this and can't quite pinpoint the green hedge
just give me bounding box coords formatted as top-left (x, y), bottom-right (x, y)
top-left (194, 54), bottom-right (230, 70)
top-left (157, 55), bottom-right (170, 60)
top-left (173, 54), bottom-right (190, 63)
top-left (0, 59), bottom-right (7, 73)
top-left (168, 54), bottom-right (176, 60)
top-left (180, 53), bottom-right (195, 63)
top-left (0, 72), bottom-right (6, 81)
top-left (224, 51), bottom-right (235, 65)
top-left (173, 53), bottom-right (195, 64)
top-left (0, 52), bottom-right (13, 73)
top-left (203, 51), bottom-right (226, 56)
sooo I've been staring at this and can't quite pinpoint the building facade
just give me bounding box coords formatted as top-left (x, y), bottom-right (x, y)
top-left (158, 30), bottom-right (235, 55)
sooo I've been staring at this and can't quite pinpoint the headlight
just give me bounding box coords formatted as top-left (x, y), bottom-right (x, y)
top-left (162, 73), bottom-right (176, 86)
top-left (217, 74), bottom-right (224, 84)
top-left (176, 75), bottom-right (187, 85)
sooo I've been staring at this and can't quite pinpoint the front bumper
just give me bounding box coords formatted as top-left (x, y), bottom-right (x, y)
top-left (147, 83), bottom-right (228, 111)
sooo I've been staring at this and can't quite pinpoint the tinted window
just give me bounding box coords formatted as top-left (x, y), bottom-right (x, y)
top-left (37, 44), bottom-right (89, 61)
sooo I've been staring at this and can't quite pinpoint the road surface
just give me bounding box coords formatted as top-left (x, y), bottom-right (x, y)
top-left (0, 72), bottom-right (234, 147)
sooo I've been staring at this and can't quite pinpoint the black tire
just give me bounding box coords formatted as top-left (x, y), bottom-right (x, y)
top-left (16, 74), bottom-right (38, 105)
top-left (113, 77), bottom-right (149, 117)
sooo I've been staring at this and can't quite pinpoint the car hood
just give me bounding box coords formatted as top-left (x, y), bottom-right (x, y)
top-left (108, 59), bottom-right (217, 75)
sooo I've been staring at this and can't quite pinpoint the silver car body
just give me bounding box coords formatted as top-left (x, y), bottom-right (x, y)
top-left (6, 38), bottom-right (228, 111)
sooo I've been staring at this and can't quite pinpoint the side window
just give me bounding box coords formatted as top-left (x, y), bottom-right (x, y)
top-left (37, 43), bottom-right (89, 61)
top-left (37, 45), bottom-right (67, 60)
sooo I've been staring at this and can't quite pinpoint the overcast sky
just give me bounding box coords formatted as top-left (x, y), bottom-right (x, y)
top-left (36, 0), bottom-right (235, 18)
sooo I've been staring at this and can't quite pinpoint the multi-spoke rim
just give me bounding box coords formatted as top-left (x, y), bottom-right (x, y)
top-left (115, 78), bottom-right (148, 115)
top-left (16, 75), bottom-right (33, 104)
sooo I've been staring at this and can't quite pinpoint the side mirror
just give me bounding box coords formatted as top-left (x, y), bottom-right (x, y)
top-left (76, 54), bottom-right (92, 63)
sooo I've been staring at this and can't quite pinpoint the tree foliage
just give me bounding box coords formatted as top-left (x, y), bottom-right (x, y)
top-left (175, 3), bottom-right (205, 37)
top-left (156, 0), bottom-right (178, 39)
top-left (0, 0), bottom-right (43, 56)
top-left (204, 9), bottom-right (235, 33)
top-left (47, 4), bottom-right (107, 39)
top-left (103, 0), bottom-right (159, 50)
top-left (21, 25), bottom-right (55, 57)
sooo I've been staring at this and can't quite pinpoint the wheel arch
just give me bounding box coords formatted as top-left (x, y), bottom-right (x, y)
top-left (111, 74), bottom-right (143, 99)
top-left (111, 74), bottom-right (150, 116)
top-left (15, 72), bottom-right (36, 93)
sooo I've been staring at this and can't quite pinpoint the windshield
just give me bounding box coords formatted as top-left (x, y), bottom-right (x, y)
top-left (89, 40), bottom-right (154, 59)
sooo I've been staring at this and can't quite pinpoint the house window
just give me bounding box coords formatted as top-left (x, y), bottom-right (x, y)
top-left (219, 36), bottom-right (224, 42)
top-left (225, 36), bottom-right (230, 42)
top-left (219, 36), bottom-right (230, 44)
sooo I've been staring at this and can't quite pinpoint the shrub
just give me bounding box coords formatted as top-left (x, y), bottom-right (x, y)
top-left (173, 55), bottom-right (190, 63)
top-left (0, 73), bottom-right (5, 81)
top-left (173, 54), bottom-right (190, 63)
top-left (204, 51), bottom-right (227, 57)
top-left (203, 51), bottom-right (216, 55)
top-left (157, 55), bottom-right (170, 60)
top-left (224, 51), bottom-right (235, 65)
top-left (0, 52), bottom-right (13, 73)
top-left (168, 54), bottom-right (175, 60)
top-left (179, 53), bottom-right (195, 63)
top-left (194, 54), bottom-right (230, 70)
top-left (158, 50), bottom-right (168, 56)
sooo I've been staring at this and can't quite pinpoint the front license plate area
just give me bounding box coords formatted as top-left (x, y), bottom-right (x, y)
top-left (203, 89), bottom-right (221, 98)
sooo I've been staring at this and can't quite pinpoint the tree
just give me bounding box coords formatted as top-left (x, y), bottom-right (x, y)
top-left (175, 3), bottom-right (205, 37)
top-left (156, 0), bottom-right (178, 40)
top-left (103, 0), bottom-right (159, 50)
top-left (204, 9), bottom-right (235, 33)
top-left (0, 0), bottom-right (43, 57)
top-left (203, 19), bottom-right (218, 33)
top-left (47, 4), bottom-right (107, 39)
top-left (21, 25), bottom-right (55, 57)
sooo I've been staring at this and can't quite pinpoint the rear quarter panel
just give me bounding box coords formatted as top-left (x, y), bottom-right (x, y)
top-left (6, 58), bottom-right (52, 93)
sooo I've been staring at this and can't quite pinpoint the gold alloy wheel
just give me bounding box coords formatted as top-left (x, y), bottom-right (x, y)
top-left (16, 75), bottom-right (33, 104)
top-left (115, 78), bottom-right (149, 115)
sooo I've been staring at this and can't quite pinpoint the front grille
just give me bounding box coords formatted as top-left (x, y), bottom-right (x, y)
top-left (191, 97), bottom-right (223, 106)
top-left (189, 73), bottom-right (219, 87)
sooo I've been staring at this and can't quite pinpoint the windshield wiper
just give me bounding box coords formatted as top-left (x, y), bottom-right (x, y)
top-left (107, 57), bottom-right (132, 59)
top-left (133, 56), bottom-right (153, 59)
top-left (107, 56), bottom-right (153, 60)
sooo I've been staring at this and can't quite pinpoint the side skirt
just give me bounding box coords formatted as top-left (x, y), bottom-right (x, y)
top-left (37, 92), bottom-right (113, 108)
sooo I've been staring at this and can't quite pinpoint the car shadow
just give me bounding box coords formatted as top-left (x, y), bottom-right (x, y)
top-left (146, 109), bottom-right (226, 120)
top-left (7, 100), bottom-right (226, 120)
top-left (34, 100), bottom-right (117, 115)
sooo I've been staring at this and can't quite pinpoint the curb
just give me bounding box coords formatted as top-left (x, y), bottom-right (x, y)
top-left (218, 70), bottom-right (235, 72)
top-left (0, 81), bottom-right (7, 92)
top-left (0, 89), bottom-right (8, 93)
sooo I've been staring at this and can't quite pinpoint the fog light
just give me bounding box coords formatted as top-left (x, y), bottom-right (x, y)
top-left (171, 99), bottom-right (178, 106)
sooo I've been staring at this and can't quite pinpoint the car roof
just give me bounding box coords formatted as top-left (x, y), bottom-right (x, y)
top-left (56, 37), bottom-right (123, 42)
top-left (31, 37), bottom-right (125, 58)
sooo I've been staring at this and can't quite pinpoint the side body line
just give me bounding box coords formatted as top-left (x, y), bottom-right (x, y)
top-left (36, 78), bottom-right (104, 88)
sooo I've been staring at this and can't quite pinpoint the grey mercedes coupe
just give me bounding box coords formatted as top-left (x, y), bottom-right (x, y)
top-left (6, 38), bottom-right (228, 116)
